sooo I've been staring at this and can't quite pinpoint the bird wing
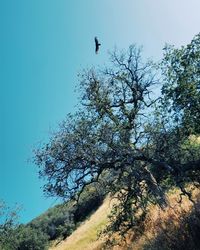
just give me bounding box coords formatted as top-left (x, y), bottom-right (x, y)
top-left (94, 36), bottom-right (101, 54)
top-left (94, 37), bottom-right (98, 46)
top-left (95, 37), bottom-right (100, 53)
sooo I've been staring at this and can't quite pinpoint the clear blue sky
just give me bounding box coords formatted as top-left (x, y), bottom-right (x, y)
top-left (0, 0), bottom-right (200, 223)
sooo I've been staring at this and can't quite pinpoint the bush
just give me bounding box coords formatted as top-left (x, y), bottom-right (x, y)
top-left (16, 226), bottom-right (49, 250)
top-left (73, 184), bottom-right (105, 223)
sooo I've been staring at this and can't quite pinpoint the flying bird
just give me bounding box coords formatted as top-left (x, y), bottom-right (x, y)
top-left (94, 37), bottom-right (101, 54)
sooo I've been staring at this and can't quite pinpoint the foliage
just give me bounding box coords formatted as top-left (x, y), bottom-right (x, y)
top-left (161, 33), bottom-right (200, 134)
top-left (73, 184), bottom-right (105, 223)
top-left (0, 201), bottom-right (50, 250)
top-left (28, 202), bottom-right (75, 241)
top-left (0, 200), bottom-right (20, 250)
top-left (15, 225), bottom-right (49, 250)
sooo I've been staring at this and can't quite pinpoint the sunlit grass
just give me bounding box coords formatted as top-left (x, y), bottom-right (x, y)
top-left (49, 198), bottom-right (110, 250)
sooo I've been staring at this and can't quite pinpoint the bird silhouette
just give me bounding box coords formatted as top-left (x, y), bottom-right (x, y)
top-left (94, 37), bottom-right (101, 54)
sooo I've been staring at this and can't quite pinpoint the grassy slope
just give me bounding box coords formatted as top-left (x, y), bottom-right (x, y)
top-left (49, 186), bottom-right (200, 250)
top-left (49, 198), bottom-right (111, 250)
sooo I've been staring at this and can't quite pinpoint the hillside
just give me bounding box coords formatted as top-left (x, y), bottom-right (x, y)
top-left (49, 186), bottom-right (200, 250)
top-left (49, 197), bottom-right (111, 250)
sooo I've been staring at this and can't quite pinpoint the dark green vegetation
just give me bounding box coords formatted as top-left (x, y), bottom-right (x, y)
top-left (1, 34), bottom-right (200, 249)
top-left (162, 36), bottom-right (200, 135)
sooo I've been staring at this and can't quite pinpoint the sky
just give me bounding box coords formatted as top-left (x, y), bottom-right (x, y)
top-left (0, 0), bottom-right (200, 223)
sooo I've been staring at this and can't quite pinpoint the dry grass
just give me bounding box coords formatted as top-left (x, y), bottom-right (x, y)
top-left (49, 197), bottom-right (112, 250)
top-left (125, 186), bottom-right (200, 250)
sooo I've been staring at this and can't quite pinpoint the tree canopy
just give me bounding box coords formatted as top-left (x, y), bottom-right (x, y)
top-left (162, 33), bottom-right (200, 134)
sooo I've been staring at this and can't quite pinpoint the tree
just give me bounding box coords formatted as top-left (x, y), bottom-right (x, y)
top-left (34, 43), bottom-right (200, 241)
top-left (161, 33), bottom-right (200, 134)
top-left (0, 200), bottom-right (20, 249)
